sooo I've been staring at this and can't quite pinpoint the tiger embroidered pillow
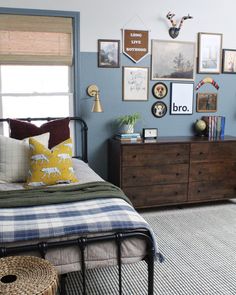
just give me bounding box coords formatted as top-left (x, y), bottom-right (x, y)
top-left (27, 137), bottom-right (78, 187)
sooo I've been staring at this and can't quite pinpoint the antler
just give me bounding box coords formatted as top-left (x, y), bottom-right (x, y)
top-left (178, 14), bottom-right (193, 29)
top-left (166, 12), bottom-right (177, 27)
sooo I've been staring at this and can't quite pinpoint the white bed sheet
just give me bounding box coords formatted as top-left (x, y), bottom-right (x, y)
top-left (0, 158), bottom-right (103, 191)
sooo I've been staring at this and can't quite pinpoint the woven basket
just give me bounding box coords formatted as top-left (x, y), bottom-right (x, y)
top-left (0, 256), bottom-right (58, 295)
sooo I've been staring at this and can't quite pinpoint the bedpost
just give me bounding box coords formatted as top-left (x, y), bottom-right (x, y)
top-left (116, 233), bottom-right (123, 295)
top-left (147, 246), bottom-right (155, 295)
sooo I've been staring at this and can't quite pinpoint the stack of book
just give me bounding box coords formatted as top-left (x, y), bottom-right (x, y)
top-left (115, 132), bottom-right (142, 142)
top-left (202, 116), bottom-right (225, 139)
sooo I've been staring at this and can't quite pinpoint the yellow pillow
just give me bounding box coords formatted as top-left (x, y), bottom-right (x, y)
top-left (27, 137), bottom-right (78, 187)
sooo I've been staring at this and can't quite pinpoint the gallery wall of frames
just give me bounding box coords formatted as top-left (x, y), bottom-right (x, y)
top-left (97, 29), bottom-right (234, 118)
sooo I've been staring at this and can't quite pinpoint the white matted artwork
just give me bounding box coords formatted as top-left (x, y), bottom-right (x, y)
top-left (198, 33), bottom-right (222, 74)
top-left (123, 67), bottom-right (149, 101)
top-left (170, 83), bottom-right (194, 114)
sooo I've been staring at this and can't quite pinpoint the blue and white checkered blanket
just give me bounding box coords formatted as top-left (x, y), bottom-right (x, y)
top-left (0, 197), bottom-right (162, 260)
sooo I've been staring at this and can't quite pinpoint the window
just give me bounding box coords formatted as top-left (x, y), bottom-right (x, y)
top-left (0, 65), bottom-right (73, 134)
top-left (0, 12), bottom-right (76, 135)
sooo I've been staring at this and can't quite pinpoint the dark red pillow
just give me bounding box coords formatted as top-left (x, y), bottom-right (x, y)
top-left (9, 118), bottom-right (70, 149)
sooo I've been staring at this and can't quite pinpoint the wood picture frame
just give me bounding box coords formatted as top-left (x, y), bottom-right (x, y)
top-left (98, 39), bottom-right (120, 68)
top-left (197, 32), bottom-right (223, 74)
top-left (122, 66), bottom-right (149, 101)
top-left (222, 49), bottom-right (236, 73)
top-left (151, 39), bottom-right (196, 81)
top-left (170, 82), bottom-right (194, 115)
top-left (196, 93), bottom-right (217, 112)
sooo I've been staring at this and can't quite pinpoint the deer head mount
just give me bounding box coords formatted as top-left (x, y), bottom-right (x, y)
top-left (166, 12), bottom-right (193, 39)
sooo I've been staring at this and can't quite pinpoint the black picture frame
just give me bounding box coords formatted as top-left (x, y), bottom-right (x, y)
top-left (222, 49), bottom-right (236, 74)
top-left (170, 82), bottom-right (194, 115)
top-left (151, 102), bottom-right (167, 118)
top-left (152, 82), bottom-right (168, 99)
top-left (98, 39), bottom-right (120, 68)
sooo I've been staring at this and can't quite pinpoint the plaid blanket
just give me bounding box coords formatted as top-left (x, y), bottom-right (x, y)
top-left (0, 197), bottom-right (162, 261)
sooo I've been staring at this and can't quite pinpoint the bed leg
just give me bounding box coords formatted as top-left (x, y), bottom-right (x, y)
top-left (116, 233), bottom-right (123, 295)
top-left (60, 274), bottom-right (67, 295)
top-left (78, 237), bottom-right (87, 295)
top-left (147, 245), bottom-right (155, 295)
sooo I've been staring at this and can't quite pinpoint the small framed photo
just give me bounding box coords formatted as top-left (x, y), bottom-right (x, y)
top-left (151, 39), bottom-right (196, 81)
top-left (196, 93), bottom-right (217, 112)
top-left (123, 67), bottom-right (149, 101)
top-left (152, 82), bottom-right (168, 99)
top-left (98, 39), bottom-right (120, 68)
top-left (222, 49), bottom-right (236, 73)
top-left (170, 82), bottom-right (194, 115)
top-left (198, 33), bottom-right (223, 74)
top-left (143, 128), bottom-right (158, 139)
top-left (151, 101), bottom-right (167, 118)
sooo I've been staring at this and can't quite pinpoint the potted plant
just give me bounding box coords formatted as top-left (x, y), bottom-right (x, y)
top-left (117, 112), bottom-right (141, 134)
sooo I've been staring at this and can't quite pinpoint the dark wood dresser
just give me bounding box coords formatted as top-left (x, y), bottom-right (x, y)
top-left (108, 136), bottom-right (236, 208)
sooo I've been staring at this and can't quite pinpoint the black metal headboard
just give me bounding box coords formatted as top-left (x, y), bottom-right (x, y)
top-left (0, 116), bottom-right (88, 163)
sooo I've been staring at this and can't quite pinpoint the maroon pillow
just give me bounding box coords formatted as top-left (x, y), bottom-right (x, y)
top-left (9, 118), bottom-right (70, 149)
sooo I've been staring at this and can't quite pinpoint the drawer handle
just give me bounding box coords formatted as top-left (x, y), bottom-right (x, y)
top-left (132, 155), bottom-right (137, 159)
top-left (132, 175), bottom-right (136, 179)
top-left (198, 171), bottom-right (202, 175)
top-left (176, 153), bottom-right (180, 157)
top-left (199, 152), bottom-right (204, 155)
top-left (197, 189), bottom-right (201, 193)
top-left (175, 191), bottom-right (178, 195)
top-left (176, 172), bottom-right (180, 176)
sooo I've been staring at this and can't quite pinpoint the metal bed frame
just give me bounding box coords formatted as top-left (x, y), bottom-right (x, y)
top-left (0, 117), bottom-right (156, 295)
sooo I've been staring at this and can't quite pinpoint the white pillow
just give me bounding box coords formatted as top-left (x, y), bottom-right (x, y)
top-left (0, 133), bottom-right (49, 183)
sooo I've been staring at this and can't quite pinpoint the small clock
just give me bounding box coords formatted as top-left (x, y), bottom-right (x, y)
top-left (152, 82), bottom-right (168, 99)
top-left (143, 128), bottom-right (158, 139)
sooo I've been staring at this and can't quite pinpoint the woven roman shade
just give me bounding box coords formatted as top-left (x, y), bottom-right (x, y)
top-left (0, 14), bottom-right (73, 65)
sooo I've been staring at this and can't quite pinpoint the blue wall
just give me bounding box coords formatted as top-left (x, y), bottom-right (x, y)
top-left (79, 52), bottom-right (236, 179)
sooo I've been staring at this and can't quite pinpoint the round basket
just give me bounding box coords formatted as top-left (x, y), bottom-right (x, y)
top-left (0, 256), bottom-right (58, 295)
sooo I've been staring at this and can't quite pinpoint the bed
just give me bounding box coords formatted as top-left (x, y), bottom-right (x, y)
top-left (0, 117), bottom-right (163, 295)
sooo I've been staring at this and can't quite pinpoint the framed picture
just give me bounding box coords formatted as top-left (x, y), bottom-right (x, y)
top-left (196, 93), bottom-right (217, 112)
top-left (222, 49), bottom-right (236, 73)
top-left (198, 33), bottom-right (223, 74)
top-left (151, 40), bottom-right (196, 81)
top-left (151, 102), bottom-right (167, 118)
top-left (123, 67), bottom-right (149, 101)
top-left (170, 82), bottom-right (194, 115)
top-left (152, 82), bottom-right (168, 99)
top-left (98, 39), bottom-right (120, 68)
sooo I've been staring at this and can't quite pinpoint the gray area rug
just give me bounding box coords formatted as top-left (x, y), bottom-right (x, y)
top-left (66, 201), bottom-right (236, 294)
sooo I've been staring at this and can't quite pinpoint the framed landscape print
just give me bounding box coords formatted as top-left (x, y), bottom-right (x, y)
top-left (196, 93), bottom-right (217, 112)
top-left (151, 40), bottom-right (195, 81)
top-left (123, 67), bottom-right (149, 101)
top-left (98, 39), bottom-right (120, 68)
top-left (170, 82), bottom-right (194, 114)
top-left (198, 33), bottom-right (222, 74)
top-left (222, 49), bottom-right (236, 73)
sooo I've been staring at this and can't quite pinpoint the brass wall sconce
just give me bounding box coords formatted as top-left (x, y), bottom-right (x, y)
top-left (87, 84), bottom-right (104, 112)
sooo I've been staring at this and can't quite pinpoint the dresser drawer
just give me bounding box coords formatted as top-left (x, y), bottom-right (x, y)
top-left (122, 144), bottom-right (189, 167)
top-left (122, 164), bottom-right (188, 187)
top-left (123, 184), bottom-right (188, 208)
top-left (189, 162), bottom-right (236, 182)
top-left (191, 142), bottom-right (236, 162)
top-left (188, 181), bottom-right (236, 201)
